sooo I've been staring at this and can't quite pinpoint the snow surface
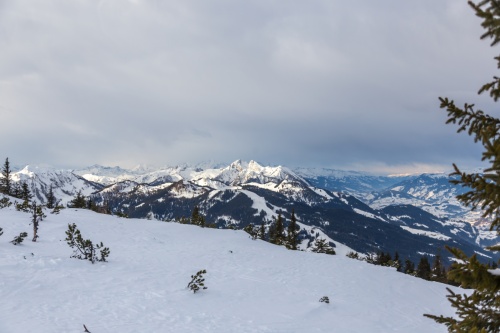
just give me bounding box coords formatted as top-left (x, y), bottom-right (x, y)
top-left (400, 226), bottom-right (451, 241)
top-left (0, 206), bottom-right (460, 333)
top-left (353, 208), bottom-right (387, 223)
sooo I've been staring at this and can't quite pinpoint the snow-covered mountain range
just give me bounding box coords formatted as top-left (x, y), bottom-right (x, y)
top-left (4, 160), bottom-right (498, 265)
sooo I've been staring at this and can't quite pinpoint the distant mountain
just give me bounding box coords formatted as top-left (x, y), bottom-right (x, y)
top-left (293, 167), bottom-right (411, 195)
top-left (12, 165), bottom-right (103, 205)
top-left (364, 173), bottom-right (478, 221)
top-left (5, 160), bottom-right (498, 265)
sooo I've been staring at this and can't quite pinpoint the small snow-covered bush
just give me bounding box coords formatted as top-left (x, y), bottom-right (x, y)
top-left (187, 269), bottom-right (207, 293)
top-left (51, 205), bottom-right (64, 214)
top-left (11, 232), bottom-right (28, 245)
top-left (0, 196), bottom-right (11, 209)
top-left (243, 223), bottom-right (260, 240)
top-left (310, 238), bottom-right (335, 255)
top-left (346, 251), bottom-right (360, 260)
top-left (65, 223), bottom-right (110, 264)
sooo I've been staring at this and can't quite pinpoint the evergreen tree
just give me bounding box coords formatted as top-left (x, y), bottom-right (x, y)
top-left (310, 238), bottom-right (336, 255)
top-left (11, 182), bottom-right (21, 199)
top-left (86, 198), bottom-right (97, 211)
top-left (31, 202), bottom-right (40, 242)
top-left (68, 190), bottom-right (87, 209)
top-left (286, 209), bottom-right (298, 250)
top-left (15, 181), bottom-right (32, 212)
top-left (404, 258), bottom-right (415, 275)
top-left (243, 223), bottom-right (259, 240)
top-left (46, 185), bottom-right (56, 209)
top-left (11, 232), bottom-right (28, 245)
top-left (187, 269), bottom-right (208, 293)
top-left (190, 206), bottom-right (206, 227)
top-left (375, 252), bottom-right (392, 266)
top-left (431, 253), bottom-right (447, 283)
top-left (346, 251), bottom-right (361, 260)
top-left (394, 252), bottom-right (403, 272)
top-left (425, 1), bottom-right (500, 331)
top-left (416, 256), bottom-right (431, 281)
top-left (65, 223), bottom-right (110, 263)
top-left (20, 181), bottom-right (32, 202)
top-left (0, 196), bottom-right (12, 209)
top-left (0, 158), bottom-right (12, 195)
top-left (259, 221), bottom-right (266, 240)
top-left (270, 213), bottom-right (285, 245)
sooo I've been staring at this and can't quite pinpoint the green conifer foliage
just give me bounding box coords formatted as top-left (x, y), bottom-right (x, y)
top-left (431, 253), bottom-right (447, 283)
top-left (11, 182), bottom-right (21, 199)
top-left (416, 257), bottom-right (431, 281)
top-left (15, 181), bottom-right (33, 212)
top-left (319, 296), bottom-right (330, 304)
top-left (404, 259), bottom-right (416, 276)
top-left (31, 202), bottom-right (40, 242)
top-left (0, 196), bottom-right (12, 209)
top-left (310, 238), bottom-right (335, 255)
top-left (46, 185), bottom-right (56, 209)
top-left (244, 223), bottom-right (262, 240)
top-left (286, 209), bottom-right (298, 250)
top-left (269, 213), bottom-right (285, 245)
top-left (191, 206), bottom-right (206, 227)
top-left (69, 191), bottom-right (87, 209)
top-left (20, 182), bottom-right (32, 202)
top-left (0, 158), bottom-right (12, 196)
top-left (187, 269), bottom-right (207, 293)
top-left (425, 1), bottom-right (500, 330)
top-left (11, 232), bottom-right (28, 245)
top-left (259, 222), bottom-right (266, 240)
top-left (394, 252), bottom-right (403, 272)
top-left (65, 223), bottom-right (110, 263)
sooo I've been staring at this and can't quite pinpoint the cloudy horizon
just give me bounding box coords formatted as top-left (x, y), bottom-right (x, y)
top-left (0, 1), bottom-right (496, 174)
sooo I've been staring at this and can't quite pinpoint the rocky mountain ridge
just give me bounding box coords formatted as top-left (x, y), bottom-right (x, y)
top-left (4, 160), bottom-right (498, 264)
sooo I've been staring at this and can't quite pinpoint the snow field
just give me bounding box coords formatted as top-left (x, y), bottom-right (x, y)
top-left (0, 207), bottom-right (458, 332)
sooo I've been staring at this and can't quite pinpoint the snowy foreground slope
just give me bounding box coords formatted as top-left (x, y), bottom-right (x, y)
top-left (0, 208), bottom-right (459, 333)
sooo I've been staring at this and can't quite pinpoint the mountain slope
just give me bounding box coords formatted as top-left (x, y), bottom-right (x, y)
top-left (294, 167), bottom-right (411, 195)
top-left (6, 161), bottom-right (497, 265)
top-left (12, 165), bottom-right (103, 205)
top-left (0, 206), bottom-right (460, 333)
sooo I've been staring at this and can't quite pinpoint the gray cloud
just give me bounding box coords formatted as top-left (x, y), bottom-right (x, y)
top-left (0, 0), bottom-right (495, 172)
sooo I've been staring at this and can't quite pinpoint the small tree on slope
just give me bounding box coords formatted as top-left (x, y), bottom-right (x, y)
top-left (68, 191), bottom-right (87, 209)
top-left (286, 209), bottom-right (298, 250)
top-left (65, 223), bottom-right (110, 263)
top-left (310, 238), bottom-right (335, 255)
top-left (11, 232), bottom-right (28, 245)
top-left (187, 269), bottom-right (207, 293)
top-left (424, 1), bottom-right (500, 331)
top-left (0, 158), bottom-right (12, 195)
top-left (46, 185), bottom-right (56, 209)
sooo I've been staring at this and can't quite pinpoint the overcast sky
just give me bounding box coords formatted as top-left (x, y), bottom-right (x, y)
top-left (0, 0), bottom-right (497, 173)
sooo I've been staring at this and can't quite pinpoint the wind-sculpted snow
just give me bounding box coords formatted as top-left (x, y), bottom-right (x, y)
top-left (0, 207), bottom-right (459, 333)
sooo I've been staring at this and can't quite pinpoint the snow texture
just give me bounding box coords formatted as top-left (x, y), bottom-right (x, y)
top-left (400, 226), bottom-right (451, 241)
top-left (0, 206), bottom-right (460, 333)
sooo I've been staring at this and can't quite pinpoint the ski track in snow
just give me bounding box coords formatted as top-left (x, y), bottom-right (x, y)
top-left (0, 207), bottom-right (460, 333)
